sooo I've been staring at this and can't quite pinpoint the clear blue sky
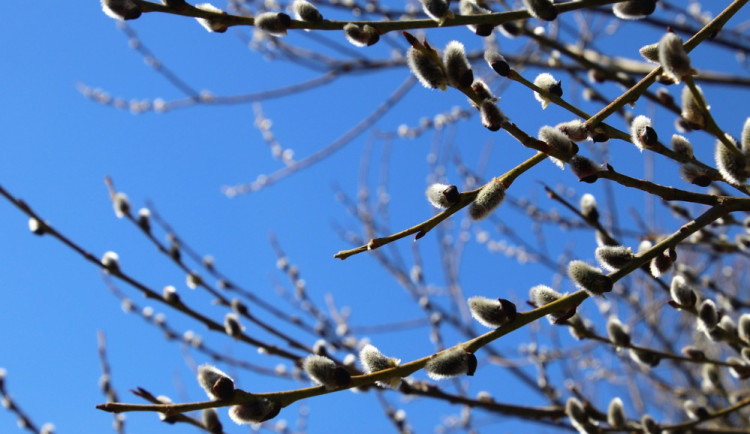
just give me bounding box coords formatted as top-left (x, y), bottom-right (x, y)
top-left (1, 1), bottom-right (750, 433)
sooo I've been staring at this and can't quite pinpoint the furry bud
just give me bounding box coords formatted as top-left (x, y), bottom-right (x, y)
top-left (28, 218), bottom-right (45, 236)
top-left (595, 245), bottom-right (633, 271)
top-left (407, 47), bottom-right (447, 90)
top-left (606, 317), bottom-right (630, 347)
top-left (529, 285), bottom-right (575, 324)
top-left (533, 73), bottom-right (562, 109)
top-left (224, 313), bottom-right (244, 338)
top-left (738, 313), bottom-right (750, 343)
top-left (565, 398), bottom-right (590, 432)
top-left (229, 399), bottom-right (281, 424)
top-left (630, 115), bottom-right (658, 150)
top-left (484, 50), bottom-right (510, 77)
top-left (303, 355), bottom-right (351, 390)
top-left (444, 41), bottom-right (474, 88)
top-left (101, 251), bottom-right (120, 274)
top-left (479, 100), bottom-right (505, 131)
top-left (683, 400), bottom-right (710, 420)
top-left (556, 119), bottom-right (588, 142)
top-left (425, 347), bottom-right (477, 379)
top-left (613, 0), bottom-right (656, 20)
top-left (649, 248), bottom-right (675, 277)
top-left (658, 32), bottom-right (692, 83)
top-left (426, 184), bottom-right (460, 209)
top-left (459, 0), bottom-right (493, 36)
top-left (522, 0), bottom-right (557, 21)
top-left (255, 12), bottom-right (292, 36)
top-left (359, 344), bottom-right (401, 388)
top-left (679, 163), bottom-right (713, 187)
top-left (742, 117), bottom-right (750, 151)
top-left (570, 155), bottom-right (599, 183)
top-left (112, 192), bottom-right (131, 218)
top-left (468, 296), bottom-right (517, 328)
top-left (137, 208), bottom-right (151, 233)
top-left (344, 23), bottom-right (380, 47)
top-left (293, 0), bottom-right (323, 22)
top-left (715, 135), bottom-right (747, 185)
top-left (671, 134), bottom-right (693, 158)
top-left (568, 260), bottom-right (612, 296)
top-left (421, 0), bottom-right (452, 21)
top-left (197, 364), bottom-right (235, 400)
top-left (202, 408), bottom-right (222, 434)
top-left (607, 397), bottom-right (626, 428)
top-left (697, 299), bottom-right (718, 333)
top-left (641, 414), bottom-right (659, 433)
top-left (468, 178), bottom-right (506, 220)
top-left (629, 348), bottom-right (661, 367)
top-left (639, 42), bottom-right (659, 63)
top-left (195, 3), bottom-right (229, 33)
top-left (471, 79), bottom-right (494, 102)
top-left (579, 193), bottom-right (598, 222)
top-left (681, 85), bottom-right (707, 129)
top-left (670, 275), bottom-right (697, 308)
top-left (101, 0), bottom-right (142, 20)
top-left (539, 126), bottom-right (577, 169)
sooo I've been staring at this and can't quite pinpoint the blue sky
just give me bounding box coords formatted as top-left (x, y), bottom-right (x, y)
top-left (2, 1), bottom-right (750, 433)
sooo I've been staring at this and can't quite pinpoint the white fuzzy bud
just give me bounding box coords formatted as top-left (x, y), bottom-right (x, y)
top-left (303, 355), bottom-right (350, 390)
top-left (407, 47), bottom-right (447, 90)
top-left (670, 275), bottom-right (697, 308)
top-left (479, 100), bottom-right (505, 131)
top-left (112, 193), bottom-right (131, 218)
top-left (522, 0), bottom-right (557, 21)
top-left (595, 245), bottom-right (633, 271)
top-left (293, 0), bottom-right (323, 22)
top-left (425, 347), bottom-right (477, 380)
top-left (606, 317), bottom-right (630, 347)
top-left (343, 23), bottom-right (380, 47)
top-left (420, 0), bottom-right (451, 21)
top-left (629, 115), bottom-right (658, 150)
top-left (195, 3), bottom-right (229, 33)
top-left (224, 313), bottom-right (244, 338)
top-left (444, 41), bottom-right (473, 88)
top-left (101, 251), bottom-right (120, 274)
top-left (568, 260), bottom-right (612, 296)
top-left (580, 193), bottom-right (598, 222)
top-left (467, 296), bottom-right (516, 328)
top-left (533, 73), bottom-right (562, 109)
top-left (539, 125), bottom-right (577, 169)
top-left (468, 178), bottom-right (506, 220)
top-left (681, 85), bottom-right (707, 129)
top-left (229, 400), bottom-right (281, 424)
top-left (426, 184), bottom-right (460, 209)
top-left (697, 299), bottom-right (718, 333)
top-left (738, 313), bottom-right (750, 343)
top-left (671, 134), bottom-right (693, 158)
top-left (607, 397), bottom-right (626, 428)
top-left (359, 344), bottom-right (401, 388)
top-left (484, 50), bottom-right (510, 77)
top-left (255, 12), bottom-right (292, 36)
top-left (101, 0), bottom-right (141, 20)
top-left (658, 32), bottom-right (692, 83)
top-left (715, 135), bottom-right (747, 185)
top-left (197, 364), bottom-right (235, 400)
top-left (613, 0), bottom-right (656, 20)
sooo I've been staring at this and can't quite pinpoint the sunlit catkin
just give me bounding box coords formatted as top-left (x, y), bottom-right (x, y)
top-left (658, 32), bottom-right (692, 83)
top-left (425, 347), bottom-right (477, 380)
top-left (568, 260), bottom-right (613, 296)
top-left (467, 296), bottom-right (516, 328)
top-left (468, 178), bottom-right (505, 220)
top-left (407, 47), bottom-right (447, 90)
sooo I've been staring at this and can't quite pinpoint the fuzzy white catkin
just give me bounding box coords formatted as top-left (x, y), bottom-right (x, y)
top-left (407, 47), bottom-right (447, 90)
top-left (658, 32), bottom-right (692, 83)
top-left (468, 179), bottom-right (505, 220)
